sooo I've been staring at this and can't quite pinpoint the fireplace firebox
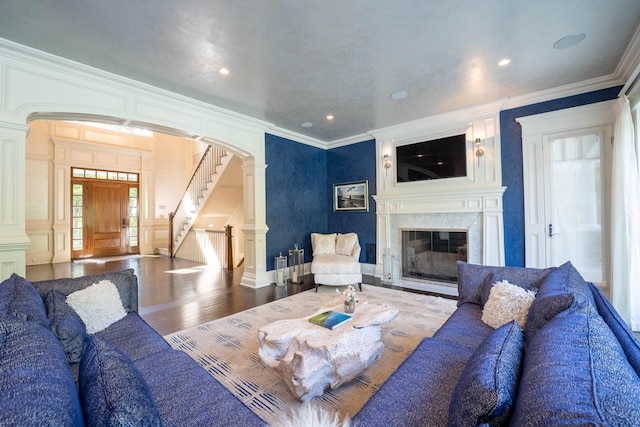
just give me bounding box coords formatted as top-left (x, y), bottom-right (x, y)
top-left (402, 229), bottom-right (468, 283)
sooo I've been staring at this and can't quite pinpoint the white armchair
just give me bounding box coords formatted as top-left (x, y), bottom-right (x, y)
top-left (310, 232), bottom-right (363, 292)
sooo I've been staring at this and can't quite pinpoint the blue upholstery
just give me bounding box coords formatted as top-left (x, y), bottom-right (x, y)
top-left (96, 312), bottom-right (170, 361)
top-left (135, 348), bottom-right (264, 427)
top-left (589, 282), bottom-right (640, 378)
top-left (0, 316), bottom-right (84, 426)
top-left (512, 300), bottom-right (640, 426)
top-left (80, 335), bottom-right (161, 427)
top-left (45, 290), bottom-right (86, 363)
top-left (448, 320), bottom-right (524, 427)
top-left (32, 269), bottom-right (139, 313)
top-left (457, 261), bottom-right (554, 306)
top-left (525, 261), bottom-right (592, 340)
top-left (353, 337), bottom-right (474, 427)
top-left (433, 302), bottom-right (494, 350)
top-left (0, 274), bottom-right (50, 329)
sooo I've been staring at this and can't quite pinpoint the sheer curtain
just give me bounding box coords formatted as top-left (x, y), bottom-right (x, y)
top-left (611, 95), bottom-right (640, 331)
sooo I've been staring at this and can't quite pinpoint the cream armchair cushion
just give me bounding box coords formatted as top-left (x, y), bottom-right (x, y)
top-left (336, 233), bottom-right (358, 256)
top-left (311, 233), bottom-right (337, 255)
top-left (311, 232), bottom-right (362, 291)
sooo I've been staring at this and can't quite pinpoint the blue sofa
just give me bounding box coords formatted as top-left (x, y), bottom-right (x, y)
top-left (0, 269), bottom-right (263, 427)
top-left (354, 261), bottom-right (640, 426)
top-left (4, 263), bottom-right (640, 426)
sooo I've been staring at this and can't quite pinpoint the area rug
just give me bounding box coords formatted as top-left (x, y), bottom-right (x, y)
top-left (164, 285), bottom-right (457, 425)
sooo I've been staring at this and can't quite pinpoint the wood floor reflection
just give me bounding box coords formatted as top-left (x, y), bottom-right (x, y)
top-left (25, 255), bottom-right (316, 336)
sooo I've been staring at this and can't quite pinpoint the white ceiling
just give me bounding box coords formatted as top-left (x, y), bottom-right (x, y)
top-left (0, 1), bottom-right (639, 142)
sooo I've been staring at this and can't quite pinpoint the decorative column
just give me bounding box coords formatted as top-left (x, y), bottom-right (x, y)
top-left (0, 121), bottom-right (31, 279)
top-left (240, 156), bottom-right (270, 288)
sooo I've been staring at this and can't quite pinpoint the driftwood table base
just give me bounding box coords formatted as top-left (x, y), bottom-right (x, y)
top-left (258, 296), bottom-right (398, 402)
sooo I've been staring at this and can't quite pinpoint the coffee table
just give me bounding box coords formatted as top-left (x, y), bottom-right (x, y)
top-left (257, 296), bottom-right (398, 402)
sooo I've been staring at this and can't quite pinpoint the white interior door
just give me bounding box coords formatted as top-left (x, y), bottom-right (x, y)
top-left (518, 100), bottom-right (615, 289)
top-left (544, 127), bottom-right (611, 284)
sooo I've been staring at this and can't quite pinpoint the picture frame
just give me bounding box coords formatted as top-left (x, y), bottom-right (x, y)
top-left (333, 180), bottom-right (369, 212)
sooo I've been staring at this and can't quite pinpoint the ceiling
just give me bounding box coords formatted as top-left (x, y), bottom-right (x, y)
top-left (0, 1), bottom-right (639, 143)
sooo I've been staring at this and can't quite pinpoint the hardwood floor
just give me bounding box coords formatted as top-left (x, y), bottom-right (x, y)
top-left (26, 254), bottom-right (459, 336)
top-left (26, 255), bottom-right (319, 335)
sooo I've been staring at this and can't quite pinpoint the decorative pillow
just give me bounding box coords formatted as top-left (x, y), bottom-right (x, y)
top-left (511, 300), bottom-right (640, 426)
top-left (481, 280), bottom-right (536, 330)
top-left (524, 261), bottom-right (589, 340)
top-left (0, 273), bottom-right (50, 329)
top-left (448, 320), bottom-right (524, 426)
top-left (66, 280), bottom-right (127, 334)
top-left (0, 316), bottom-right (84, 426)
top-left (45, 290), bottom-right (86, 363)
top-left (79, 335), bottom-right (161, 426)
top-left (311, 233), bottom-right (337, 256)
top-left (335, 233), bottom-right (358, 256)
top-left (457, 261), bottom-right (554, 307)
top-left (32, 269), bottom-right (138, 313)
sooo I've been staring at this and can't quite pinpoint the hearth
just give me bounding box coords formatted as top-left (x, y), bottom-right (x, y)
top-left (402, 230), bottom-right (467, 283)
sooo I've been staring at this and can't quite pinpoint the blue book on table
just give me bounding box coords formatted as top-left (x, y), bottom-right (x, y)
top-left (309, 310), bottom-right (352, 330)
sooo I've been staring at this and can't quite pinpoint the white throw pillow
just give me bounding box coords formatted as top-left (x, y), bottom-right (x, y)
top-left (481, 280), bottom-right (536, 330)
top-left (312, 233), bottom-right (337, 256)
top-left (335, 233), bottom-right (358, 256)
top-left (66, 279), bottom-right (127, 334)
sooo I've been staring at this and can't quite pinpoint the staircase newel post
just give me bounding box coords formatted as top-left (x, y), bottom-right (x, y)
top-left (168, 212), bottom-right (174, 257)
top-left (225, 225), bottom-right (233, 270)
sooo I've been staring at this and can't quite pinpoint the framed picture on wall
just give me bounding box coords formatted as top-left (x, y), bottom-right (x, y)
top-left (333, 180), bottom-right (369, 212)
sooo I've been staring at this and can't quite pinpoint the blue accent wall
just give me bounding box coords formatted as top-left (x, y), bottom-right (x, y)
top-left (500, 86), bottom-right (621, 267)
top-left (327, 140), bottom-right (377, 264)
top-left (265, 134), bottom-right (327, 265)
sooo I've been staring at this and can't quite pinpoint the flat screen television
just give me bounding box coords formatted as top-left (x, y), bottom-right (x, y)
top-left (396, 134), bottom-right (467, 182)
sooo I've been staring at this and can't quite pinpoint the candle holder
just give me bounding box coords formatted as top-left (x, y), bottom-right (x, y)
top-left (289, 244), bottom-right (304, 284)
top-left (274, 252), bottom-right (287, 286)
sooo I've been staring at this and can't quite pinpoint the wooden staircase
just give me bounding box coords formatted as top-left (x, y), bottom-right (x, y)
top-left (168, 145), bottom-right (230, 257)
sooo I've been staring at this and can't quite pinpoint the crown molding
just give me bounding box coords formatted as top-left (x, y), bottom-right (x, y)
top-left (326, 133), bottom-right (373, 149)
top-left (0, 38), bottom-right (273, 135)
top-left (616, 24), bottom-right (640, 82)
top-left (266, 126), bottom-right (327, 149)
top-left (500, 75), bottom-right (623, 111)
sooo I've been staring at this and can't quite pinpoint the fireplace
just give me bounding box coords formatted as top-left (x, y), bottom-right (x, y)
top-left (402, 229), bottom-right (467, 283)
top-left (371, 113), bottom-right (505, 296)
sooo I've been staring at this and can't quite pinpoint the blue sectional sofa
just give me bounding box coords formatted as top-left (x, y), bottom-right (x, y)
top-left (3, 262), bottom-right (640, 426)
top-left (0, 269), bottom-right (263, 427)
top-left (354, 261), bottom-right (640, 426)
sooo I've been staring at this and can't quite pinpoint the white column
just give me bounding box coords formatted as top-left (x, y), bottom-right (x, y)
top-left (240, 157), bottom-right (270, 288)
top-left (0, 121), bottom-right (31, 279)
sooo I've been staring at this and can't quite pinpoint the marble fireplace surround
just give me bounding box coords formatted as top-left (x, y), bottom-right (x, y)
top-left (373, 187), bottom-right (506, 296)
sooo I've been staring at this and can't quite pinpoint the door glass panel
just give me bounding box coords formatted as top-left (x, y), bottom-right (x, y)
top-left (128, 187), bottom-right (139, 248)
top-left (549, 133), bottom-right (602, 282)
top-left (72, 183), bottom-right (83, 251)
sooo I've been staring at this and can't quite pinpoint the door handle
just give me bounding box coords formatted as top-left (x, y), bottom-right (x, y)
top-left (548, 224), bottom-right (560, 237)
top-left (122, 218), bottom-right (127, 228)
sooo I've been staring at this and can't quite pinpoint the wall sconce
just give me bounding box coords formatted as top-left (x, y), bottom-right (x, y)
top-left (475, 138), bottom-right (485, 157)
top-left (383, 154), bottom-right (391, 175)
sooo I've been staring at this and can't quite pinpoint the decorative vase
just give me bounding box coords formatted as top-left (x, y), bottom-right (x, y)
top-left (344, 300), bottom-right (355, 314)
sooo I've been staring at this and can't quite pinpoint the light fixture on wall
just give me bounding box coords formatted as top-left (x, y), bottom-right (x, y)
top-left (475, 137), bottom-right (485, 166)
top-left (383, 154), bottom-right (392, 175)
top-left (475, 138), bottom-right (485, 157)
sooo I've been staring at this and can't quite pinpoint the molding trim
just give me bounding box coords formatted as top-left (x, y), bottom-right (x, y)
top-left (501, 75), bottom-right (623, 111)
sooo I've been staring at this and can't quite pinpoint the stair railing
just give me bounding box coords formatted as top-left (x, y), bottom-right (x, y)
top-left (169, 145), bottom-right (227, 256)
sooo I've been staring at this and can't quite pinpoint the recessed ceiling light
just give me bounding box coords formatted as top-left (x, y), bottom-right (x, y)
top-left (553, 33), bottom-right (586, 49)
top-left (300, 122), bottom-right (313, 128)
top-left (497, 58), bottom-right (511, 67)
top-left (219, 67), bottom-right (230, 75)
top-left (326, 115), bottom-right (334, 121)
top-left (390, 90), bottom-right (408, 100)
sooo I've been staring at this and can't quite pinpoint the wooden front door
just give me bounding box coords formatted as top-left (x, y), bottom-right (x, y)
top-left (71, 168), bottom-right (139, 259)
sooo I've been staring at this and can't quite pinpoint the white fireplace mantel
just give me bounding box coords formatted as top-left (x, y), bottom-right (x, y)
top-left (373, 186), bottom-right (506, 216)
top-left (368, 106), bottom-right (506, 294)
